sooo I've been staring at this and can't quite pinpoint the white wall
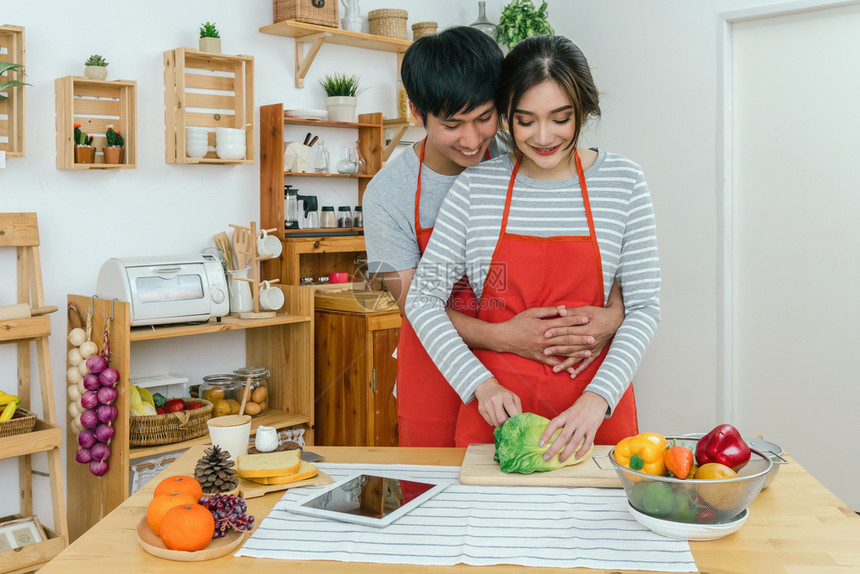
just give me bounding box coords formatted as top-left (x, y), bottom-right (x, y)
top-left (1, 0), bottom-right (854, 529)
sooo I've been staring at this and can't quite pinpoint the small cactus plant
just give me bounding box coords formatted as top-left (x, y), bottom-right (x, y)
top-left (199, 22), bottom-right (220, 38)
top-left (105, 125), bottom-right (124, 147)
top-left (85, 54), bottom-right (108, 67)
top-left (74, 123), bottom-right (94, 146)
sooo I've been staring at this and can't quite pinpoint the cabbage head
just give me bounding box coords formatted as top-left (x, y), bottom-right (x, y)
top-left (494, 412), bottom-right (594, 474)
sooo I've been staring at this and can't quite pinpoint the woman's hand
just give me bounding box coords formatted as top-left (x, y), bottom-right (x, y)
top-left (491, 306), bottom-right (596, 370)
top-left (539, 392), bottom-right (608, 461)
top-left (474, 377), bottom-right (522, 427)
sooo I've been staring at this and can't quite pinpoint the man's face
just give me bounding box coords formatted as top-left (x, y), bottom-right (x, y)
top-left (416, 101), bottom-right (499, 175)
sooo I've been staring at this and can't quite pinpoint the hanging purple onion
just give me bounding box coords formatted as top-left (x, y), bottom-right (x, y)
top-left (99, 367), bottom-right (119, 387)
top-left (82, 373), bottom-right (102, 391)
top-left (79, 409), bottom-right (99, 429)
top-left (90, 442), bottom-right (111, 462)
top-left (75, 447), bottom-right (93, 463)
top-left (80, 390), bottom-right (100, 410)
top-left (97, 386), bottom-right (117, 405)
top-left (85, 355), bottom-right (107, 374)
top-left (94, 423), bottom-right (115, 443)
top-left (89, 460), bottom-right (109, 476)
top-left (77, 429), bottom-right (97, 449)
top-left (96, 404), bottom-right (117, 424)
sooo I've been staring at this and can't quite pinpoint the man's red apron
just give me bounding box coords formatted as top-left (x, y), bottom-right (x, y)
top-left (455, 152), bottom-right (638, 447)
top-left (395, 139), bottom-right (486, 446)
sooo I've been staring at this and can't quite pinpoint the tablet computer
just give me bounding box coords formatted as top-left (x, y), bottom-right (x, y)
top-left (287, 473), bottom-right (447, 527)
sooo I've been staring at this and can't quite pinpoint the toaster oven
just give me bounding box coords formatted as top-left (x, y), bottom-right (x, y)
top-left (96, 254), bottom-right (229, 326)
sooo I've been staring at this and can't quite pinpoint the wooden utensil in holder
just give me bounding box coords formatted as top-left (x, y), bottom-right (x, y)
top-left (227, 221), bottom-right (281, 319)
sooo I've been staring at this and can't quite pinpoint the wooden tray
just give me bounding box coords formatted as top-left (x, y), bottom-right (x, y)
top-left (458, 443), bottom-right (621, 488)
top-left (136, 517), bottom-right (245, 561)
top-left (238, 469), bottom-right (332, 499)
top-left (314, 288), bottom-right (397, 313)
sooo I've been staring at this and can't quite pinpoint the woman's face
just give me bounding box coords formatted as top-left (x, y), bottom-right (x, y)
top-left (511, 80), bottom-right (577, 180)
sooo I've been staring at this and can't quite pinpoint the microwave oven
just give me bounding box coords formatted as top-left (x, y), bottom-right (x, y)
top-left (96, 254), bottom-right (229, 326)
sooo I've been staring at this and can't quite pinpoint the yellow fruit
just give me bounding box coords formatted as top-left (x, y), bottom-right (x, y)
top-left (694, 463), bottom-right (738, 480)
top-left (695, 463), bottom-right (740, 510)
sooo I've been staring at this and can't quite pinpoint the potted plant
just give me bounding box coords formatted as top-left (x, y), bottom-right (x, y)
top-left (74, 123), bottom-right (95, 163)
top-left (0, 61), bottom-right (29, 100)
top-left (103, 125), bottom-right (124, 164)
top-left (199, 22), bottom-right (220, 53)
top-left (320, 73), bottom-right (365, 122)
top-left (84, 54), bottom-right (108, 80)
top-left (496, 0), bottom-right (554, 51)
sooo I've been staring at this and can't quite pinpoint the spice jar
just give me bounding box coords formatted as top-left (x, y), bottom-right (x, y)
top-left (321, 206), bottom-right (336, 228)
top-left (337, 206), bottom-right (353, 228)
top-left (233, 365), bottom-right (270, 417)
top-left (200, 374), bottom-right (241, 418)
top-left (353, 205), bottom-right (363, 228)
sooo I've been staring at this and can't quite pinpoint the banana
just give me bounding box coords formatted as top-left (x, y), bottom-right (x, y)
top-left (0, 394), bottom-right (20, 407)
top-left (0, 400), bottom-right (17, 421)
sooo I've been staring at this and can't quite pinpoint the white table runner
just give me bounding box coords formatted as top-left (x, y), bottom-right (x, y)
top-left (236, 463), bottom-right (697, 572)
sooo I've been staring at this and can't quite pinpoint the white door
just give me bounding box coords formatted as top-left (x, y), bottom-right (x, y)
top-left (732, 3), bottom-right (860, 509)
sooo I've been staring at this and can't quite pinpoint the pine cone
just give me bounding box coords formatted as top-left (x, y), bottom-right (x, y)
top-left (194, 445), bottom-right (238, 493)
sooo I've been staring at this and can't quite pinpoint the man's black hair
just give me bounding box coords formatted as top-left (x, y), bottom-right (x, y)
top-left (401, 26), bottom-right (503, 122)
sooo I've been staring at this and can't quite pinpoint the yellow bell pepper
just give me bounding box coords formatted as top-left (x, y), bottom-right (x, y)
top-left (615, 432), bottom-right (668, 476)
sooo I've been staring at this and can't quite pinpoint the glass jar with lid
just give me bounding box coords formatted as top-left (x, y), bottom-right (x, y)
top-left (200, 374), bottom-right (241, 418)
top-left (233, 365), bottom-right (270, 416)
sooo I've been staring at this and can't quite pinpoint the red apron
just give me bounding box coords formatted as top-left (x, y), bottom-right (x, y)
top-left (455, 152), bottom-right (638, 447)
top-left (395, 139), bottom-right (485, 447)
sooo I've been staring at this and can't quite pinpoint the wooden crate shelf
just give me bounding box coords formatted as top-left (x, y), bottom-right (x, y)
top-left (0, 514), bottom-right (65, 573)
top-left (163, 48), bottom-right (255, 164)
top-left (0, 420), bottom-right (62, 460)
top-left (0, 26), bottom-right (25, 158)
top-left (54, 76), bottom-right (137, 169)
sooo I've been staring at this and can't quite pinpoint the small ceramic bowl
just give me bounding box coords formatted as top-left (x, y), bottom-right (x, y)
top-left (216, 145), bottom-right (246, 160)
top-left (186, 144), bottom-right (208, 158)
top-left (628, 502), bottom-right (749, 541)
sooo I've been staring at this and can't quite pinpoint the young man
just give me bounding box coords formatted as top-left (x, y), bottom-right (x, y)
top-left (363, 27), bottom-right (623, 447)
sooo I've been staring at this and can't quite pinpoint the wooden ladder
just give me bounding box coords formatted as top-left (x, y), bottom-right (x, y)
top-left (0, 212), bottom-right (68, 570)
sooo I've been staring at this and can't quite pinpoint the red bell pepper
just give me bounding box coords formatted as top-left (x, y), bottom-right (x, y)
top-left (695, 424), bottom-right (751, 471)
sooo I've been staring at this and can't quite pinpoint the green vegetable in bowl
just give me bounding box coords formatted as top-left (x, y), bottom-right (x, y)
top-left (494, 413), bottom-right (594, 474)
top-left (641, 482), bottom-right (674, 518)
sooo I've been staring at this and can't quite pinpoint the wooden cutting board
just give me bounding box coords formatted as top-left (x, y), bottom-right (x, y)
top-left (238, 469), bottom-right (333, 499)
top-left (458, 443), bottom-right (622, 488)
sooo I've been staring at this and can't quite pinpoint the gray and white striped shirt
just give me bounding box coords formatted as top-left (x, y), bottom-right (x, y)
top-left (404, 150), bottom-right (661, 414)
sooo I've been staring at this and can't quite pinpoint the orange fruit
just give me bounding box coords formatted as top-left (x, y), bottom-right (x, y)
top-left (159, 503), bottom-right (215, 551)
top-left (153, 475), bottom-right (203, 500)
top-left (147, 492), bottom-right (197, 535)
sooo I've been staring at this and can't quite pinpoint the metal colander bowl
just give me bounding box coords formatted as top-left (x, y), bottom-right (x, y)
top-left (604, 437), bottom-right (772, 525)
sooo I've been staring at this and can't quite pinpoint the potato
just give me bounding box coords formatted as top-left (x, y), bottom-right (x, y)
top-left (227, 399), bottom-right (240, 415)
top-left (251, 386), bottom-right (268, 403)
top-left (213, 400), bottom-right (231, 417)
top-left (204, 388), bottom-right (225, 402)
top-left (244, 401), bottom-right (261, 416)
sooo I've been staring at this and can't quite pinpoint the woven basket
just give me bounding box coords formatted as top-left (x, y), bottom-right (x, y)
top-left (0, 408), bottom-right (38, 438)
top-left (411, 21), bottom-right (438, 41)
top-left (129, 399), bottom-right (213, 447)
top-left (273, 0), bottom-right (339, 28)
top-left (369, 8), bottom-right (408, 40)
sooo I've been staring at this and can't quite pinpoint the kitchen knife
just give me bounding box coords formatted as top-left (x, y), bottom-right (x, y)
top-left (300, 450), bottom-right (324, 462)
top-left (308, 135), bottom-right (319, 147)
top-left (303, 132), bottom-right (312, 146)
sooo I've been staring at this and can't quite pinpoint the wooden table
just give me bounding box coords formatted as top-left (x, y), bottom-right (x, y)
top-left (40, 445), bottom-right (860, 574)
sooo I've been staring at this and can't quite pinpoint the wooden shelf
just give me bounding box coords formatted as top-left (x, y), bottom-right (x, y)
top-left (259, 20), bottom-right (410, 88)
top-left (0, 420), bottom-right (62, 460)
top-left (383, 118), bottom-right (419, 161)
top-left (0, 26), bottom-right (25, 158)
top-left (284, 117), bottom-right (380, 128)
top-left (129, 313), bottom-right (310, 342)
top-left (282, 171), bottom-right (373, 179)
top-left (163, 48), bottom-right (255, 164)
top-left (0, 514), bottom-right (65, 574)
top-left (54, 77), bottom-right (137, 169)
top-left (129, 410), bottom-right (310, 459)
top-left (0, 316), bottom-right (50, 343)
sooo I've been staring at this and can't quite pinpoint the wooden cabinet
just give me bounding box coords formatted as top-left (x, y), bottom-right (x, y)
top-left (65, 285), bottom-right (314, 541)
top-left (313, 309), bottom-right (399, 446)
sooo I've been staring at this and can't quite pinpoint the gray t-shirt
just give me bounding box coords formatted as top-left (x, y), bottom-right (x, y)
top-left (363, 134), bottom-right (510, 273)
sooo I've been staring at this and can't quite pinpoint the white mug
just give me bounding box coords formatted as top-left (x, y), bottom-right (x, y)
top-left (257, 229), bottom-right (283, 260)
top-left (228, 267), bottom-right (253, 313)
top-left (207, 414), bottom-right (252, 461)
top-left (259, 281), bottom-right (285, 311)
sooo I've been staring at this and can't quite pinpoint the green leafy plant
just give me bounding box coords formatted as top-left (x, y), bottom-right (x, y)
top-left (493, 413), bottom-right (593, 474)
top-left (200, 22), bottom-right (220, 38)
top-left (319, 72), bottom-right (365, 97)
top-left (74, 123), bottom-right (94, 146)
top-left (496, 0), bottom-right (554, 50)
top-left (105, 125), bottom-right (124, 147)
top-left (85, 54), bottom-right (108, 67)
top-left (0, 61), bottom-right (29, 100)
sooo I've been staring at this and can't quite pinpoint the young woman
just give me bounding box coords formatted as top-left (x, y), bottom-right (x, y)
top-left (405, 35), bottom-right (661, 462)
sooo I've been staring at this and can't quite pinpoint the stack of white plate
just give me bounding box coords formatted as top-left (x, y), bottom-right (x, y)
top-left (185, 126), bottom-right (209, 158)
top-left (215, 127), bottom-right (246, 160)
